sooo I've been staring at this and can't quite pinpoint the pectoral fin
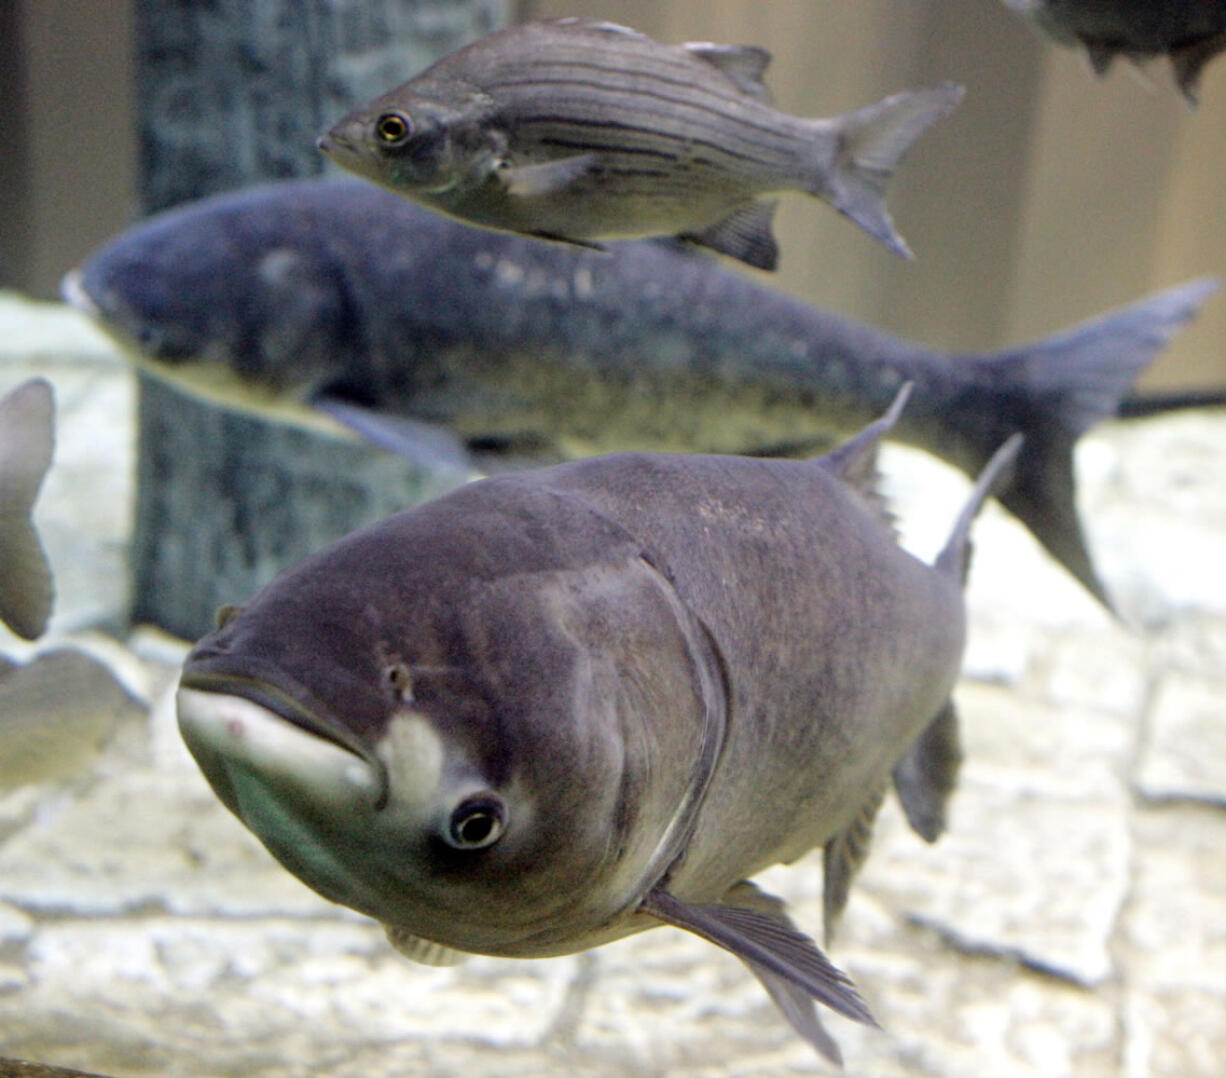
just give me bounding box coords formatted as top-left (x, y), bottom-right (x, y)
top-left (640, 886), bottom-right (877, 1030)
top-left (892, 699), bottom-right (962, 843)
top-left (500, 154), bottom-right (600, 198)
top-left (679, 200), bottom-right (779, 271)
top-left (716, 881), bottom-right (844, 1063)
top-left (310, 395), bottom-right (478, 479)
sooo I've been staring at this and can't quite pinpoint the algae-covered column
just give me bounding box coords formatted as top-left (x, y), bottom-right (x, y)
top-left (131, 0), bottom-right (509, 641)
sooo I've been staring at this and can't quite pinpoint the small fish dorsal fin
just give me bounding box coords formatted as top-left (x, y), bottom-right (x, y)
top-left (817, 383), bottom-right (911, 537)
top-left (682, 42), bottom-right (773, 101)
top-left (935, 432), bottom-right (1023, 586)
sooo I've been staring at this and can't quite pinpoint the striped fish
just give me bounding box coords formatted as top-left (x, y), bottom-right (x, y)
top-left (318, 18), bottom-right (963, 270)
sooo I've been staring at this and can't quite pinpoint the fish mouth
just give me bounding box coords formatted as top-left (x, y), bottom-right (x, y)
top-left (178, 668), bottom-right (390, 809)
top-left (60, 268), bottom-right (100, 318)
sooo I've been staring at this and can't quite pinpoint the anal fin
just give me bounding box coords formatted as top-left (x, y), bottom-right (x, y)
top-left (823, 784), bottom-right (886, 942)
top-left (892, 699), bottom-right (962, 843)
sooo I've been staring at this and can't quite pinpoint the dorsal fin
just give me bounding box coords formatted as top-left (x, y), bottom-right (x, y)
top-left (935, 432), bottom-right (1023, 586)
top-left (818, 383), bottom-right (911, 536)
top-left (683, 42), bottom-right (773, 101)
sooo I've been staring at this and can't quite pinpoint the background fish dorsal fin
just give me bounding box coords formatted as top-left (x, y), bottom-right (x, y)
top-left (817, 382), bottom-right (911, 537)
top-left (891, 700), bottom-right (962, 843)
top-left (935, 432), bottom-right (1023, 586)
top-left (682, 42), bottom-right (773, 101)
top-left (554, 18), bottom-right (652, 43)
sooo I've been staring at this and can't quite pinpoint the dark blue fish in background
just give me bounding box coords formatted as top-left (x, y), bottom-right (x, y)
top-left (318, 17), bottom-right (964, 268)
top-left (62, 179), bottom-right (1219, 609)
top-left (1001, 0), bottom-right (1226, 104)
top-left (0, 378), bottom-right (55, 641)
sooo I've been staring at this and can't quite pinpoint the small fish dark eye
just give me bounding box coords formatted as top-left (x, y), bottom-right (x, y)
top-left (375, 111), bottom-right (412, 146)
top-left (384, 662), bottom-right (414, 702)
top-left (446, 793), bottom-right (506, 850)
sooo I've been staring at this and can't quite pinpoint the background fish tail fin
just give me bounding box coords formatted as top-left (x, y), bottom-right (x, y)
top-left (812, 82), bottom-right (963, 258)
top-left (966, 277), bottom-right (1220, 607)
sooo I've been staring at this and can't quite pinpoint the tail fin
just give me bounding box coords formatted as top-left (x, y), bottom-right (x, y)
top-left (973, 277), bottom-right (1220, 608)
top-left (814, 82), bottom-right (964, 258)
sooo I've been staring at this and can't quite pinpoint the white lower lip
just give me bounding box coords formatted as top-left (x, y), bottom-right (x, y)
top-left (176, 688), bottom-right (379, 805)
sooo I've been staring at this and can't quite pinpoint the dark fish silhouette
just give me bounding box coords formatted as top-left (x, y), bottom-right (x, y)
top-left (318, 17), bottom-right (963, 268)
top-left (0, 378), bottom-right (55, 640)
top-left (1002, 0), bottom-right (1226, 104)
top-left (62, 179), bottom-right (1220, 608)
top-left (177, 390), bottom-right (1021, 1063)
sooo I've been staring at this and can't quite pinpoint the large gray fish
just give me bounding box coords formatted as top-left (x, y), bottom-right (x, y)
top-left (318, 17), bottom-right (964, 268)
top-left (61, 179), bottom-right (1219, 609)
top-left (0, 378), bottom-right (55, 641)
top-left (176, 390), bottom-right (1020, 1062)
top-left (1002, 0), bottom-right (1226, 104)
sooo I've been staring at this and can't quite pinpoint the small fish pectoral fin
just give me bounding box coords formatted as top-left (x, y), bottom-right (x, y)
top-left (892, 699), bottom-right (962, 843)
top-left (823, 784), bottom-right (886, 942)
top-left (640, 886), bottom-right (877, 1030)
top-left (310, 395), bottom-right (478, 479)
top-left (384, 924), bottom-right (467, 967)
top-left (682, 42), bottom-right (773, 102)
top-left (679, 200), bottom-right (779, 271)
top-left (500, 154), bottom-right (600, 199)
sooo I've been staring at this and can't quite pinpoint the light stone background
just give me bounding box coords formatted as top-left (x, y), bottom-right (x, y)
top-left (1, 292), bottom-right (1224, 1077)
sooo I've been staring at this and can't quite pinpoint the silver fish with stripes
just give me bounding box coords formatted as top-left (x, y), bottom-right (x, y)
top-left (317, 18), bottom-right (964, 270)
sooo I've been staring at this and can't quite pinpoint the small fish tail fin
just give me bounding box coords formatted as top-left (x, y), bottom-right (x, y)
top-left (0, 378), bottom-right (56, 640)
top-left (810, 82), bottom-right (964, 258)
top-left (969, 277), bottom-right (1220, 607)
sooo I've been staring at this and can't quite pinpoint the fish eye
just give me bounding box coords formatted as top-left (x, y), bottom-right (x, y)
top-left (445, 793), bottom-right (506, 850)
top-left (375, 111), bottom-right (412, 146)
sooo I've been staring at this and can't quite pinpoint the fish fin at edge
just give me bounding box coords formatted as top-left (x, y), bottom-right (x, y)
top-left (384, 924), bottom-right (467, 966)
top-left (682, 42), bottom-right (773, 101)
top-left (815, 82), bottom-right (963, 259)
top-left (640, 887), bottom-right (877, 1029)
top-left (823, 784), bottom-right (886, 943)
top-left (1169, 33), bottom-right (1226, 107)
top-left (0, 378), bottom-right (55, 640)
top-left (678, 200), bottom-right (779, 271)
top-left (892, 700), bottom-right (962, 844)
top-left (501, 154), bottom-right (600, 199)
